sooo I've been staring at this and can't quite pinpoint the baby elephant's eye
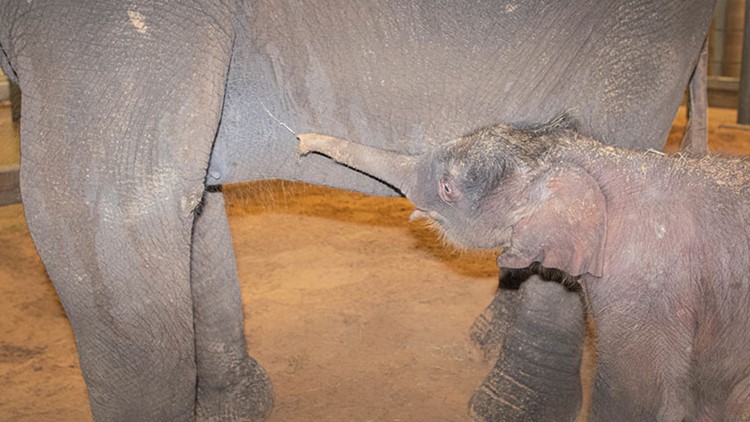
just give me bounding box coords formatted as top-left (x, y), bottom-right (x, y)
top-left (438, 178), bottom-right (462, 203)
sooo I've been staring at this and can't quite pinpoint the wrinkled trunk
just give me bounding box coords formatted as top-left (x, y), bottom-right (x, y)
top-left (298, 134), bottom-right (420, 196)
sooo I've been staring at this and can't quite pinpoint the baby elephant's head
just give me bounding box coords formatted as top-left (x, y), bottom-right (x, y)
top-left (298, 117), bottom-right (607, 277)
top-left (407, 123), bottom-right (559, 248)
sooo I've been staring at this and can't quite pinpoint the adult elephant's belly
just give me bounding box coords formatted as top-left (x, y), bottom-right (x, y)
top-left (206, 0), bottom-right (711, 195)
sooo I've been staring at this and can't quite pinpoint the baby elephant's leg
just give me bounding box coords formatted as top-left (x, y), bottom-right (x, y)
top-left (470, 268), bottom-right (533, 359)
top-left (470, 276), bottom-right (585, 422)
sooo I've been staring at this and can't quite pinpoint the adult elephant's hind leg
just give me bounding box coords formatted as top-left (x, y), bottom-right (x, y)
top-left (192, 188), bottom-right (274, 421)
top-left (13, 3), bottom-right (238, 419)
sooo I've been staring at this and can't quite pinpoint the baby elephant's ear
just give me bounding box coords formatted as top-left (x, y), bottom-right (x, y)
top-left (498, 165), bottom-right (607, 277)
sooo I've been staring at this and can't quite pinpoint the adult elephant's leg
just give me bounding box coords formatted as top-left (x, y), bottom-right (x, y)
top-left (192, 188), bottom-right (274, 421)
top-left (14, 2), bottom-right (236, 420)
top-left (470, 277), bottom-right (585, 421)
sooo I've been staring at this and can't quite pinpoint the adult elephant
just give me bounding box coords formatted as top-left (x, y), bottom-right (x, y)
top-left (0, 1), bottom-right (715, 421)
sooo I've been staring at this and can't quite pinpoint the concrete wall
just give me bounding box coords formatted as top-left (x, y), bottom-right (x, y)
top-left (723, 0), bottom-right (746, 77)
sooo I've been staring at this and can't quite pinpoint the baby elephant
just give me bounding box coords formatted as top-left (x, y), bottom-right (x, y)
top-left (298, 118), bottom-right (750, 421)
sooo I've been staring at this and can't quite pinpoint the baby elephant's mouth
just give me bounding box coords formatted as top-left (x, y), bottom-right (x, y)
top-left (409, 208), bottom-right (443, 222)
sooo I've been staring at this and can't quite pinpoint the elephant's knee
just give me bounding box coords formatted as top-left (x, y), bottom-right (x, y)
top-left (21, 174), bottom-right (200, 420)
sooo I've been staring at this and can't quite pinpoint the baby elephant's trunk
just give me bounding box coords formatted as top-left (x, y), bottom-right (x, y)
top-left (297, 133), bottom-right (419, 196)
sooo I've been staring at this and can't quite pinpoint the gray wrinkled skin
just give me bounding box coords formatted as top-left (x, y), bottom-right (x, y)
top-left (298, 120), bottom-right (750, 420)
top-left (0, 0), bottom-right (716, 420)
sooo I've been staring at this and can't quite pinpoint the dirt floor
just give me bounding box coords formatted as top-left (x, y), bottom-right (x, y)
top-left (1, 105), bottom-right (749, 421)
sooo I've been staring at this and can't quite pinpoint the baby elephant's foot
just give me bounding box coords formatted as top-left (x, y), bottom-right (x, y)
top-left (196, 355), bottom-right (274, 422)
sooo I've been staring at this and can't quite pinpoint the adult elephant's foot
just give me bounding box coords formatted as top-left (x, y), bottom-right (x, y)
top-left (196, 355), bottom-right (274, 422)
top-left (469, 277), bottom-right (585, 422)
top-left (192, 189), bottom-right (274, 421)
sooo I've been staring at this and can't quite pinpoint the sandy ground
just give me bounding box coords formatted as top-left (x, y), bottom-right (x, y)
top-left (1, 105), bottom-right (749, 421)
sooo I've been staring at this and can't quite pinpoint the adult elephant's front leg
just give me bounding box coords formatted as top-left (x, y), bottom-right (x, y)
top-left (192, 188), bottom-right (274, 421)
top-left (10, 2), bottom-right (237, 419)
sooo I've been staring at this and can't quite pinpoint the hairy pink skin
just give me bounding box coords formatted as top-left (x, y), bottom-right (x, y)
top-left (299, 127), bottom-right (750, 420)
